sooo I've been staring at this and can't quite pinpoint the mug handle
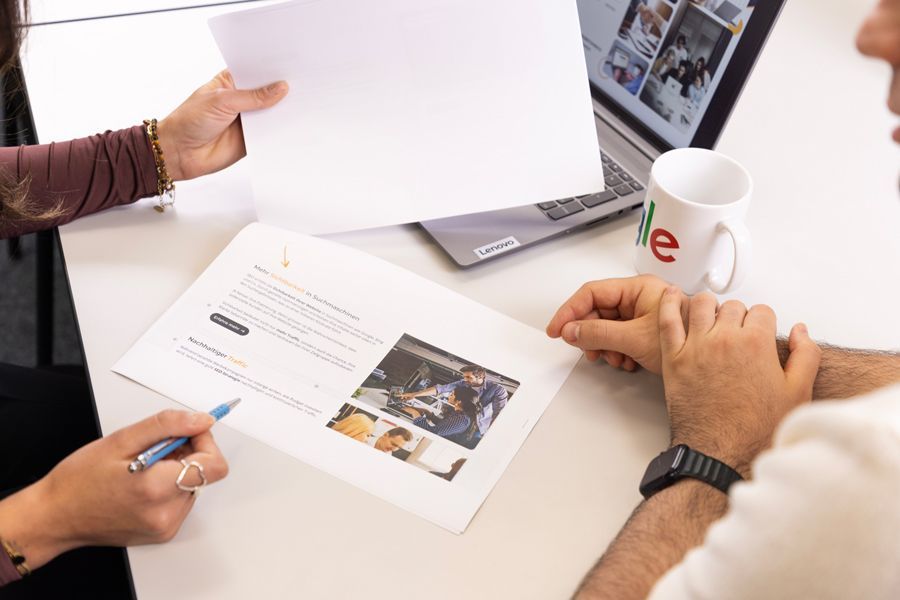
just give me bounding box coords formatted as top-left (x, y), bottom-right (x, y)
top-left (704, 218), bottom-right (752, 294)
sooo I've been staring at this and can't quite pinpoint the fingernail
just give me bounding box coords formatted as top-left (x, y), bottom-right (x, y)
top-left (266, 81), bottom-right (289, 95)
top-left (797, 323), bottom-right (808, 335)
top-left (562, 322), bottom-right (579, 343)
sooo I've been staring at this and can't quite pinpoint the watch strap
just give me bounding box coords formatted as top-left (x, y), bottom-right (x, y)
top-left (679, 446), bottom-right (744, 494)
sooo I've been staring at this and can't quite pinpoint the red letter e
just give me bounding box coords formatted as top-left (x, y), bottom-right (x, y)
top-left (649, 228), bottom-right (679, 263)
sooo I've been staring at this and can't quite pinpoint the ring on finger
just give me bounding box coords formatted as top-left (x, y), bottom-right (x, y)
top-left (175, 459), bottom-right (207, 496)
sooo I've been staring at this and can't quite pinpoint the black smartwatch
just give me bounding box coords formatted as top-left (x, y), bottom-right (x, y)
top-left (639, 444), bottom-right (743, 499)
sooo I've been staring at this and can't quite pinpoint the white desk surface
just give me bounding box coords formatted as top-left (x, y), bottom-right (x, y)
top-left (22, 1), bottom-right (900, 598)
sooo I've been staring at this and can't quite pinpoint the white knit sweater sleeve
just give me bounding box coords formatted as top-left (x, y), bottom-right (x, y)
top-left (648, 383), bottom-right (900, 600)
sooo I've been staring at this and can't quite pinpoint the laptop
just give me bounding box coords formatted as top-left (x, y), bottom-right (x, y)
top-left (420, 0), bottom-right (784, 268)
top-left (665, 75), bottom-right (684, 96)
top-left (612, 47), bottom-right (632, 69)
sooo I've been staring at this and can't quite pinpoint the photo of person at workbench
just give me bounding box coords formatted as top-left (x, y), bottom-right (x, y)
top-left (329, 406), bottom-right (414, 454)
top-left (353, 334), bottom-right (520, 450)
top-left (404, 387), bottom-right (479, 440)
top-left (327, 403), bottom-right (468, 481)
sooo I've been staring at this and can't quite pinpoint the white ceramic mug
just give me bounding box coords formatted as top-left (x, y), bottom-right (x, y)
top-left (634, 148), bottom-right (752, 294)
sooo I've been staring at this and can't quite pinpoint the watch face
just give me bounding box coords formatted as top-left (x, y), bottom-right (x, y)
top-left (639, 445), bottom-right (687, 497)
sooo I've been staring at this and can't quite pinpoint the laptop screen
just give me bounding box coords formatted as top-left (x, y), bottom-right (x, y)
top-left (577, 0), bottom-right (769, 149)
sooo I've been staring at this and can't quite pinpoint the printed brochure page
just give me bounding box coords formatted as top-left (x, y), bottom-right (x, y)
top-left (114, 223), bottom-right (580, 533)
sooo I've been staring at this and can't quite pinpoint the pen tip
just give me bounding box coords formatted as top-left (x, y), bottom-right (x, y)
top-left (226, 398), bottom-right (241, 410)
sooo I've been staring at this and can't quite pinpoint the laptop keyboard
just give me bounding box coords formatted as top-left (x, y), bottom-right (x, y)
top-left (537, 152), bottom-right (645, 221)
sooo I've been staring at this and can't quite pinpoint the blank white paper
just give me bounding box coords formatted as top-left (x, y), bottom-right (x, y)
top-left (209, 0), bottom-right (604, 234)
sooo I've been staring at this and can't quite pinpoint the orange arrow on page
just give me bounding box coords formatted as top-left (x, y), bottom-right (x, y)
top-left (281, 245), bottom-right (290, 268)
top-left (727, 19), bottom-right (744, 35)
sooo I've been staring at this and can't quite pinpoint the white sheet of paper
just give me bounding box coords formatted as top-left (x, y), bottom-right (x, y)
top-left (114, 223), bottom-right (580, 533)
top-left (208, 0), bottom-right (604, 234)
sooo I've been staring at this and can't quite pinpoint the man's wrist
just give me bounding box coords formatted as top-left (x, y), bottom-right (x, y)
top-left (645, 476), bottom-right (731, 522)
top-left (668, 438), bottom-right (754, 479)
top-left (575, 475), bottom-right (729, 599)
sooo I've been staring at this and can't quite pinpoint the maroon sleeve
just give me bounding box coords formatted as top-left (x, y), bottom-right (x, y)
top-left (0, 548), bottom-right (21, 587)
top-left (0, 124), bottom-right (159, 238)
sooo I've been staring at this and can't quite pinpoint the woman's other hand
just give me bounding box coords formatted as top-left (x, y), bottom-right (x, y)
top-left (157, 70), bottom-right (288, 181)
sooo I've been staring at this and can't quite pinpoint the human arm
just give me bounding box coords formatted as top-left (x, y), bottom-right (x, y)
top-left (400, 384), bottom-right (449, 401)
top-left (0, 70), bottom-right (287, 238)
top-left (411, 415), bottom-right (433, 432)
top-left (413, 412), bottom-right (469, 437)
top-left (400, 406), bottom-right (425, 420)
top-left (0, 410), bottom-right (228, 579)
top-left (576, 479), bottom-right (729, 600)
top-left (0, 126), bottom-right (157, 237)
top-left (575, 290), bottom-right (821, 599)
top-left (400, 387), bottom-right (436, 400)
top-left (548, 275), bottom-right (900, 399)
top-left (775, 341), bottom-right (900, 400)
top-left (647, 384), bottom-right (900, 599)
top-left (489, 384), bottom-right (508, 426)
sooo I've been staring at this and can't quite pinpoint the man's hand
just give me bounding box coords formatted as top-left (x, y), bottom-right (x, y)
top-left (157, 70), bottom-right (289, 181)
top-left (546, 275), bottom-right (688, 373)
top-left (574, 290), bottom-right (822, 600)
top-left (658, 288), bottom-right (822, 470)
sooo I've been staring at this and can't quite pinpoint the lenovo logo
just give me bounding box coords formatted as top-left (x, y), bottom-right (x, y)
top-left (474, 236), bottom-right (520, 259)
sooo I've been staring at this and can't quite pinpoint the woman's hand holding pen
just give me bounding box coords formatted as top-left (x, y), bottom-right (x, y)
top-left (0, 410), bottom-right (229, 570)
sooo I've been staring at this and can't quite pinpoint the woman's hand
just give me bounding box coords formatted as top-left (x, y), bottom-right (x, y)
top-left (157, 70), bottom-right (288, 181)
top-left (400, 407), bottom-right (423, 419)
top-left (0, 410), bottom-right (229, 570)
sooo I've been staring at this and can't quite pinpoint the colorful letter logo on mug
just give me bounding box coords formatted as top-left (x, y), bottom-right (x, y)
top-left (635, 200), bottom-right (680, 263)
top-left (633, 148), bottom-right (753, 294)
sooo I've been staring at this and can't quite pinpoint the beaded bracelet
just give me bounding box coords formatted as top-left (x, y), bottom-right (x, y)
top-left (143, 118), bottom-right (176, 213)
top-left (1, 537), bottom-right (30, 580)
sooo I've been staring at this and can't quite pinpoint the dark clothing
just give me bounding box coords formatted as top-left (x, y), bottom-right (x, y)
top-left (0, 108), bottom-right (152, 597)
top-left (0, 125), bottom-right (157, 239)
top-left (435, 379), bottom-right (509, 436)
top-left (0, 364), bottom-right (97, 489)
top-left (0, 363), bottom-right (135, 599)
top-left (413, 410), bottom-right (472, 437)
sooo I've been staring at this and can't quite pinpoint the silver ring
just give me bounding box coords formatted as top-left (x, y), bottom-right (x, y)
top-left (176, 459), bottom-right (207, 496)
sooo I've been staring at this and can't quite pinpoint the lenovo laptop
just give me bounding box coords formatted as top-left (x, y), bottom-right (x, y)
top-left (420, 0), bottom-right (784, 267)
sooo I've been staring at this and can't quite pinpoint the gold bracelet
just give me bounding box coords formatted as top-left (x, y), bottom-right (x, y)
top-left (1, 537), bottom-right (31, 578)
top-left (143, 118), bottom-right (176, 213)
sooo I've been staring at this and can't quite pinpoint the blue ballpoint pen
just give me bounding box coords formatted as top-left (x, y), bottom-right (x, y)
top-left (127, 398), bottom-right (241, 473)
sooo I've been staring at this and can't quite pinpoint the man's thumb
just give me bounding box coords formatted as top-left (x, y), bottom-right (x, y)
top-left (561, 318), bottom-right (636, 355)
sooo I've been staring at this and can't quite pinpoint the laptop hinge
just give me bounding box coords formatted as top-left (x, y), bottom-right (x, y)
top-left (592, 98), bottom-right (662, 163)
